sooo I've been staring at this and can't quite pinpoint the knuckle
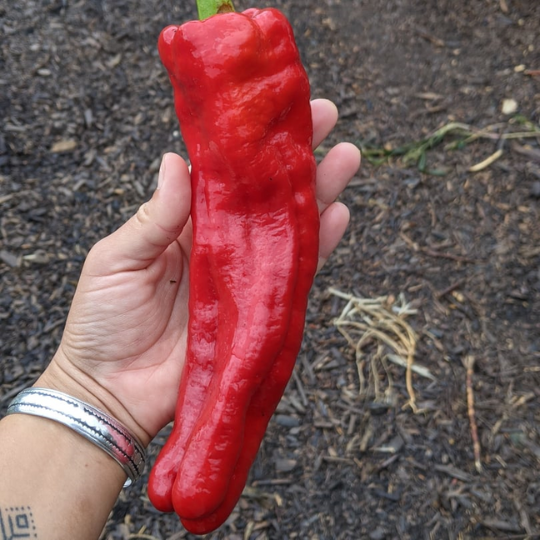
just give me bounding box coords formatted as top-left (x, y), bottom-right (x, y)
top-left (135, 201), bottom-right (152, 228)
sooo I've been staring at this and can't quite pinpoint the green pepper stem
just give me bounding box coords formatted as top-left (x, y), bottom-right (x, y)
top-left (196, 0), bottom-right (235, 20)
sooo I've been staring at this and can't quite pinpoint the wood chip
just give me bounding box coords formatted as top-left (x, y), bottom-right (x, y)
top-left (0, 250), bottom-right (20, 267)
top-left (51, 139), bottom-right (78, 153)
top-left (275, 458), bottom-right (298, 472)
top-left (434, 464), bottom-right (473, 482)
top-left (501, 98), bottom-right (518, 115)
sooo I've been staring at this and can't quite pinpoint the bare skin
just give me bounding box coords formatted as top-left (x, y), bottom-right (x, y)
top-left (0, 99), bottom-right (361, 540)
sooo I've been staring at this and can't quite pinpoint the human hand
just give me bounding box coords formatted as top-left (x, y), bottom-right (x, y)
top-left (37, 99), bottom-right (361, 446)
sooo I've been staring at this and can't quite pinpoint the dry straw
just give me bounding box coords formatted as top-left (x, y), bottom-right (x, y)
top-left (329, 288), bottom-right (435, 412)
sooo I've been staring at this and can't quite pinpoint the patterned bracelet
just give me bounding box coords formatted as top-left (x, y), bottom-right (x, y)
top-left (6, 387), bottom-right (146, 487)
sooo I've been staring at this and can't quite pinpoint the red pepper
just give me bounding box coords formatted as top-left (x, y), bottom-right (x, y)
top-left (148, 4), bottom-right (318, 534)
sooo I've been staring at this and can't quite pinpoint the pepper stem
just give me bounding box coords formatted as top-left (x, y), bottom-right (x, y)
top-left (196, 0), bottom-right (235, 20)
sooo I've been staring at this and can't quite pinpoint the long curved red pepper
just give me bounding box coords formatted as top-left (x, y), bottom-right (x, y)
top-left (148, 7), bottom-right (318, 534)
top-left (180, 132), bottom-right (319, 533)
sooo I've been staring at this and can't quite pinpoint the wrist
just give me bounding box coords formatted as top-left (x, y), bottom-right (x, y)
top-left (0, 413), bottom-right (125, 540)
top-left (36, 348), bottom-right (151, 447)
top-left (8, 387), bottom-right (146, 487)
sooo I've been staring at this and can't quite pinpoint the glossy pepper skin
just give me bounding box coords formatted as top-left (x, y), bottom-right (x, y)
top-left (148, 8), bottom-right (319, 534)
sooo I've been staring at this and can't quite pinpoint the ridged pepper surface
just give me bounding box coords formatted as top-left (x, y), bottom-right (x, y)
top-left (148, 7), bottom-right (319, 534)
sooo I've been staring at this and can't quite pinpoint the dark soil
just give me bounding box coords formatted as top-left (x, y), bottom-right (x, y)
top-left (1, 0), bottom-right (539, 539)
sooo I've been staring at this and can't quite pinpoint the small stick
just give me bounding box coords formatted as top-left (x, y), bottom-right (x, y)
top-left (292, 368), bottom-right (308, 408)
top-left (464, 355), bottom-right (482, 473)
top-left (469, 148), bottom-right (504, 172)
top-left (435, 277), bottom-right (467, 299)
top-left (404, 351), bottom-right (417, 413)
top-left (422, 248), bottom-right (478, 264)
top-left (399, 232), bottom-right (478, 263)
top-left (416, 28), bottom-right (446, 47)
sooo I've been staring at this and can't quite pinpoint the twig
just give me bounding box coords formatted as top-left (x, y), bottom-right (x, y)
top-left (469, 148), bottom-right (504, 172)
top-left (477, 535), bottom-right (540, 540)
top-left (447, 128), bottom-right (540, 144)
top-left (404, 348), bottom-right (416, 412)
top-left (399, 232), bottom-right (478, 263)
top-left (416, 28), bottom-right (446, 47)
top-left (512, 142), bottom-right (540, 163)
top-left (464, 355), bottom-right (482, 473)
top-left (422, 248), bottom-right (478, 264)
top-left (435, 277), bottom-right (467, 299)
top-left (371, 348), bottom-right (382, 401)
top-left (292, 367), bottom-right (308, 408)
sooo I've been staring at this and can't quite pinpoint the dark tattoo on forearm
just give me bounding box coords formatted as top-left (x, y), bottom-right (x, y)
top-left (0, 507), bottom-right (37, 540)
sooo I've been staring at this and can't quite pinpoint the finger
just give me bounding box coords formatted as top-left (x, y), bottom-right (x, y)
top-left (311, 99), bottom-right (338, 149)
top-left (317, 202), bottom-right (350, 273)
top-left (91, 153), bottom-right (192, 273)
top-left (316, 142), bottom-right (361, 213)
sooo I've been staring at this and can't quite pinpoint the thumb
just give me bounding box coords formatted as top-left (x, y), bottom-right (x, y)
top-left (92, 153), bottom-right (192, 273)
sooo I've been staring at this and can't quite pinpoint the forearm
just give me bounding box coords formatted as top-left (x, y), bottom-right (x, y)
top-left (0, 396), bottom-right (126, 540)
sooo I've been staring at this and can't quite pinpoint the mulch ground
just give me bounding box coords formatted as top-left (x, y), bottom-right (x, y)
top-left (1, 1), bottom-right (539, 539)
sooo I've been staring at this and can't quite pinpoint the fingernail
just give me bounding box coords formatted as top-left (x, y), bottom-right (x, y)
top-left (157, 155), bottom-right (167, 189)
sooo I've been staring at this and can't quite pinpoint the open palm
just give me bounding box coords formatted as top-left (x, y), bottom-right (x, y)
top-left (42, 99), bottom-right (361, 446)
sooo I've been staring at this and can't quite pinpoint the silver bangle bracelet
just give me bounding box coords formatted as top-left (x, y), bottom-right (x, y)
top-left (6, 387), bottom-right (146, 487)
